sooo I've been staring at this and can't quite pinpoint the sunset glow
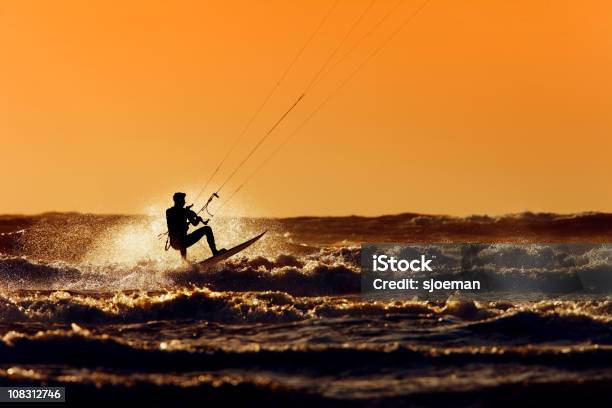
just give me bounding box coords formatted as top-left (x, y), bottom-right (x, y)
top-left (1, 0), bottom-right (611, 216)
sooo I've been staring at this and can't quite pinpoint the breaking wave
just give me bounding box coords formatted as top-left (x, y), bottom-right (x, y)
top-left (2, 241), bottom-right (611, 296)
top-left (2, 325), bottom-right (612, 369)
top-left (0, 286), bottom-right (611, 328)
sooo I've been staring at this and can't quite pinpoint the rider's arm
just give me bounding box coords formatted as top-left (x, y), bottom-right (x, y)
top-left (193, 216), bottom-right (207, 226)
top-left (186, 212), bottom-right (198, 226)
top-left (186, 211), bottom-right (205, 226)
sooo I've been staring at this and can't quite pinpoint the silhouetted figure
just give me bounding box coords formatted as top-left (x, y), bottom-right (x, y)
top-left (166, 192), bottom-right (224, 259)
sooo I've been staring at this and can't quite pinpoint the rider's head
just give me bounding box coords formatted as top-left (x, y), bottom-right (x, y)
top-left (172, 192), bottom-right (186, 207)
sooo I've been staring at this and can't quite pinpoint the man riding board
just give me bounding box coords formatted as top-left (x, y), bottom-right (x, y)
top-left (166, 192), bottom-right (225, 259)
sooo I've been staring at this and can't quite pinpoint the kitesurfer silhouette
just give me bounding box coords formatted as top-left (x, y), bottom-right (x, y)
top-left (166, 192), bottom-right (225, 259)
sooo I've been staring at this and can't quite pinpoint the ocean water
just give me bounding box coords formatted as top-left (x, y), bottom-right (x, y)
top-left (0, 212), bottom-right (611, 405)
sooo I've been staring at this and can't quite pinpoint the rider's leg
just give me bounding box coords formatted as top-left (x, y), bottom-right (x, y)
top-left (170, 238), bottom-right (188, 259)
top-left (184, 226), bottom-right (219, 255)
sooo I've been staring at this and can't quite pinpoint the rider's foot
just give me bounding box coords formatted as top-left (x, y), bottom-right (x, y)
top-left (212, 248), bottom-right (227, 256)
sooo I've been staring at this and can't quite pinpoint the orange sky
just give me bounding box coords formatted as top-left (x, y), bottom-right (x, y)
top-left (1, 0), bottom-right (611, 217)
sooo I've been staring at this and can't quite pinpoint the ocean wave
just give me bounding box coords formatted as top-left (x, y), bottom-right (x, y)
top-left (2, 211), bottom-right (612, 261)
top-left (0, 287), bottom-right (610, 325)
top-left (2, 243), bottom-right (612, 296)
top-left (173, 260), bottom-right (360, 296)
top-left (0, 252), bottom-right (361, 294)
top-left (0, 256), bottom-right (83, 286)
top-left (0, 364), bottom-right (328, 406)
top-left (462, 310), bottom-right (612, 343)
top-left (2, 326), bottom-right (612, 370)
top-left (2, 361), bottom-right (612, 407)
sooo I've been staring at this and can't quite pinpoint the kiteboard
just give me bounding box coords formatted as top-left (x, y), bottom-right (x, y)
top-left (195, 231), bottom-right (266, 270)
